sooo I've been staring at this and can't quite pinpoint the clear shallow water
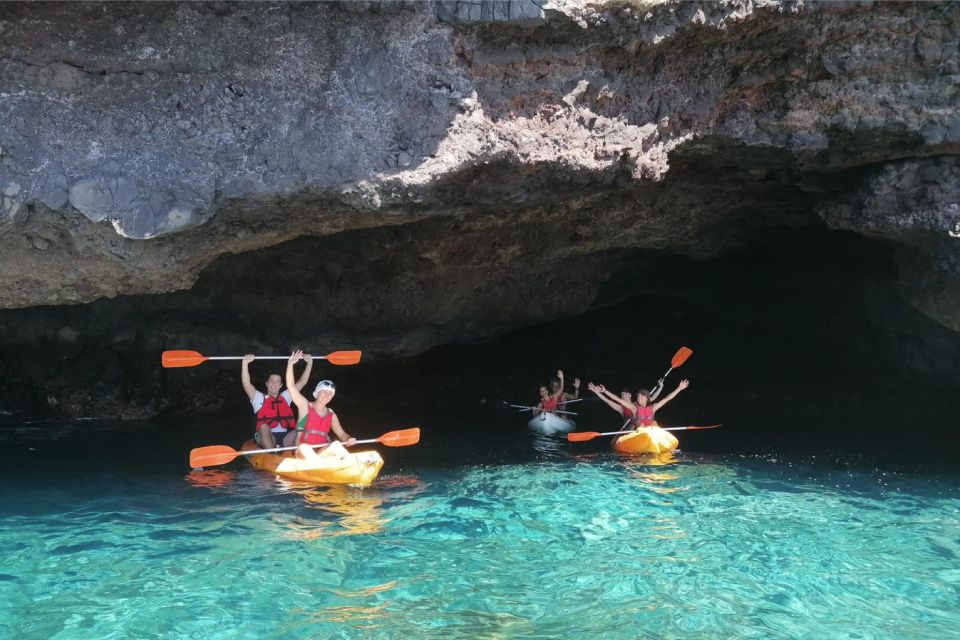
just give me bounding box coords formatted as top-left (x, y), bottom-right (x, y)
top-left (1, 421), bottom-right (959, 639)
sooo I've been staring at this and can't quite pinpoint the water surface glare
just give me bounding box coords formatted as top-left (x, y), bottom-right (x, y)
top-left (1, 423), bottom-right (958, 639)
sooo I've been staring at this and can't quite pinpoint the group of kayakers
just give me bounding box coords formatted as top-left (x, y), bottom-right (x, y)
top-left (243, 350), bottom-right (691, 455)
top-left (531, 367), bottom-right (690, 428)
top-left (242, 350), bottom-right (355, 451)
top-left (587, 378), bottom-right (690, 427)
top-left (531, 369), bottom-right (580, 416)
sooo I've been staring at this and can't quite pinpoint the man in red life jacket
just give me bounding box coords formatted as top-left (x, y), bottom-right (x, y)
top-left (241, 353), bottom-right (312, 449)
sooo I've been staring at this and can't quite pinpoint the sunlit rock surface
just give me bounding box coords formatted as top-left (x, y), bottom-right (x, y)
top-left (0, 0), bottom-right (958, 418)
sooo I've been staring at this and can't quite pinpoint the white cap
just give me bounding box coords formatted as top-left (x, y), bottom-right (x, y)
top-left (313, 379), bottom-right (336, 398)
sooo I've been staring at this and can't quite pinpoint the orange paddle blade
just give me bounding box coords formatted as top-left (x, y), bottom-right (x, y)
top-left (189, 445), bottom-right (240, 468)
top-left (325, 350), bottom-right (362, 366)
top-left (377, 428), bottom-right (420, 447)
top-left (671, 346), bottom-right (693, 369)
top-left (162, 350), bottom-right (209, 368)
top-left (567, 431), bottom-right (602, 442)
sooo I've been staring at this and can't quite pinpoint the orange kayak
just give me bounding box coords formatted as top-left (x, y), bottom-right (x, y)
top-left (241, 440), bottom-right (383, 487)
top-left (612, 424), bottom-right (679, 454)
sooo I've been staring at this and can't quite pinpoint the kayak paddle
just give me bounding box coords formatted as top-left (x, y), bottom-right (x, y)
top-left (505, 403), bottom-right (577, 416)
top-left (163, 350), bottom-right (362, 368)
top-left (567, 424), bottom-right (721, 442)
top-left (189, 428), bottom-right (420, 468)
top-left (648, 346), bottom-right (693, 400)
top-left (661, 346), bottom-right (692, 383)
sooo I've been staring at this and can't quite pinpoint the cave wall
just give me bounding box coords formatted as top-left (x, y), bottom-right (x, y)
top-left (0, 1), bottom-right (957, 316)
top-left (0, 1), bottom-right (958, 419)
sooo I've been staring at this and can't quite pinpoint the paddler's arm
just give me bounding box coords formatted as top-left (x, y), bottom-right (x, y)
top-left (649, 378), bottom-right (665, 402)
top-left (600, 385), bottom-right (634, 411)
top-left (589, 383), bottom-right (625, 416)
top-left (652, 379), bottom-right (690, 412)
top-left (293, 353), bottom-right (313, 392)
top-left (285, 350), bottom-right (310, 416)
top-left (241, 354), bottom-right (257, 401)
top-left (559, 378), bottom-right (580, 402)
top-left (293, 414), bottom-right (307, 447)
top-left (330, 414), bottom-right (356, 446)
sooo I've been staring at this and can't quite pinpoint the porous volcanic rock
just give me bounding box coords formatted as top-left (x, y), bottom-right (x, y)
top-left (0, 0), bottom-right (958, 418)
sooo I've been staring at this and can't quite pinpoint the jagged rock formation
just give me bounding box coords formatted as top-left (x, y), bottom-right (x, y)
top-left (0, 0), bottom-right (958, 418)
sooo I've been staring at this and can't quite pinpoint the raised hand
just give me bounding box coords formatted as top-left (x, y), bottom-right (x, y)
top-left (678, 379), bottom-right (690, 391)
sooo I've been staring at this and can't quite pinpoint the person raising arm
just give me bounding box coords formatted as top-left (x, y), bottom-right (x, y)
top-left (588, 383), bottom-right (635, 422)
top-left (560, 370), bottom-right (581, 405)
top-left (634, 379), bottom-right (690, 426)
top-left (601, 379), bottom-right (691, 427)
top-left (242, 352), bottom-right (313, 449)
top-left (285, 350), bottom-right (356, 451)
top-left (649, 379), bottom-right (690, 414)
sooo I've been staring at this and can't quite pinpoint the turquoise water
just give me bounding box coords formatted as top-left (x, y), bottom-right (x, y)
top-left (1, 421), bottom-right (959, 639)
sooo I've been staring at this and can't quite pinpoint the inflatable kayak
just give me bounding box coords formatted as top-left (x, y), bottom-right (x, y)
top-left (241, 440), bottom-right (383, 487)
top-left (528, 411), bottom-right (576, 435)
top-left (612, 424), bottom-right (679, 454)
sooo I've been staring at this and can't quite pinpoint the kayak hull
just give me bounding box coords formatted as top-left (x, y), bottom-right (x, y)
top-left (612, 424), bottom-right (679, 454)
top-left (528, 412), bottom-right (576, 435)
top-left (241, 440), bottom-right (384, 487)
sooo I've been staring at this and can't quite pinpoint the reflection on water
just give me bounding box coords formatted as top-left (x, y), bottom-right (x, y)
top-left (303, 598), bottom-right (392, 625)
top-left (294, 484), bottom-right (386, 538)
top-left (530, 433), bottom-right (566, 455)
top-left (303, 581), bottom-right (399, 625)
top-left (185, 469), bottom-right (236, 488)
top-left (620, 451), bottom-right (678, 467)
top-left (619, 454), bottom-right (681, 500)
top-left (269, 475), bottom-right (431, 539)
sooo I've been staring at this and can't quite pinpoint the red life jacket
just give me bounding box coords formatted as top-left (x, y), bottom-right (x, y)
top-left (622, 405), bottom-right (635, 419)
top-left (542, 397), bottom-right (558, 411)
top-left (298, 405), bottom-right (334, 445)
top-left (255, 394), bottom-right (296, 432)
top-left (634, 404), bottom-right (655, 426)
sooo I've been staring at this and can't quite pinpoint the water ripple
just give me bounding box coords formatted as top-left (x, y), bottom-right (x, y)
top-left (0, 455), bottom-right (958, 638)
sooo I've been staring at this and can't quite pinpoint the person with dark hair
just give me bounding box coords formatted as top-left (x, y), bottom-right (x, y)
top-left (590, 379), bottom-right (690, 426)
top-left (588, 383), bottom-right (635, 422)
top-left (632, 380), bottom-right (690, 426)
top-left (550, 369), bottom-right (580, 406)
top-left (531, 384), bottom-right (558, 416)
top-left (242, 353), bottom-right (312, 449)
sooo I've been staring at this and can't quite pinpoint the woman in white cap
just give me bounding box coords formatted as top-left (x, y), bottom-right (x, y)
top-left (285, 350), bottom-right (356, 450)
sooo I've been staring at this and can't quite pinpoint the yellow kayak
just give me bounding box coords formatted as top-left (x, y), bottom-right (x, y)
top-left (241, 440), bottom-right (384, 487)
top-left (612, 424), bottom-right (679, 455)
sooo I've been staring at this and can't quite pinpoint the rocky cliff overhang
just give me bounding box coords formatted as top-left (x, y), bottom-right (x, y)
top-left (0, 0), bottom-right (958, 418)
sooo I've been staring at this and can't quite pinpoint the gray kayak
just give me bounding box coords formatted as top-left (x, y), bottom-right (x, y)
top-left (527, 411), bottom-right (576, 435)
